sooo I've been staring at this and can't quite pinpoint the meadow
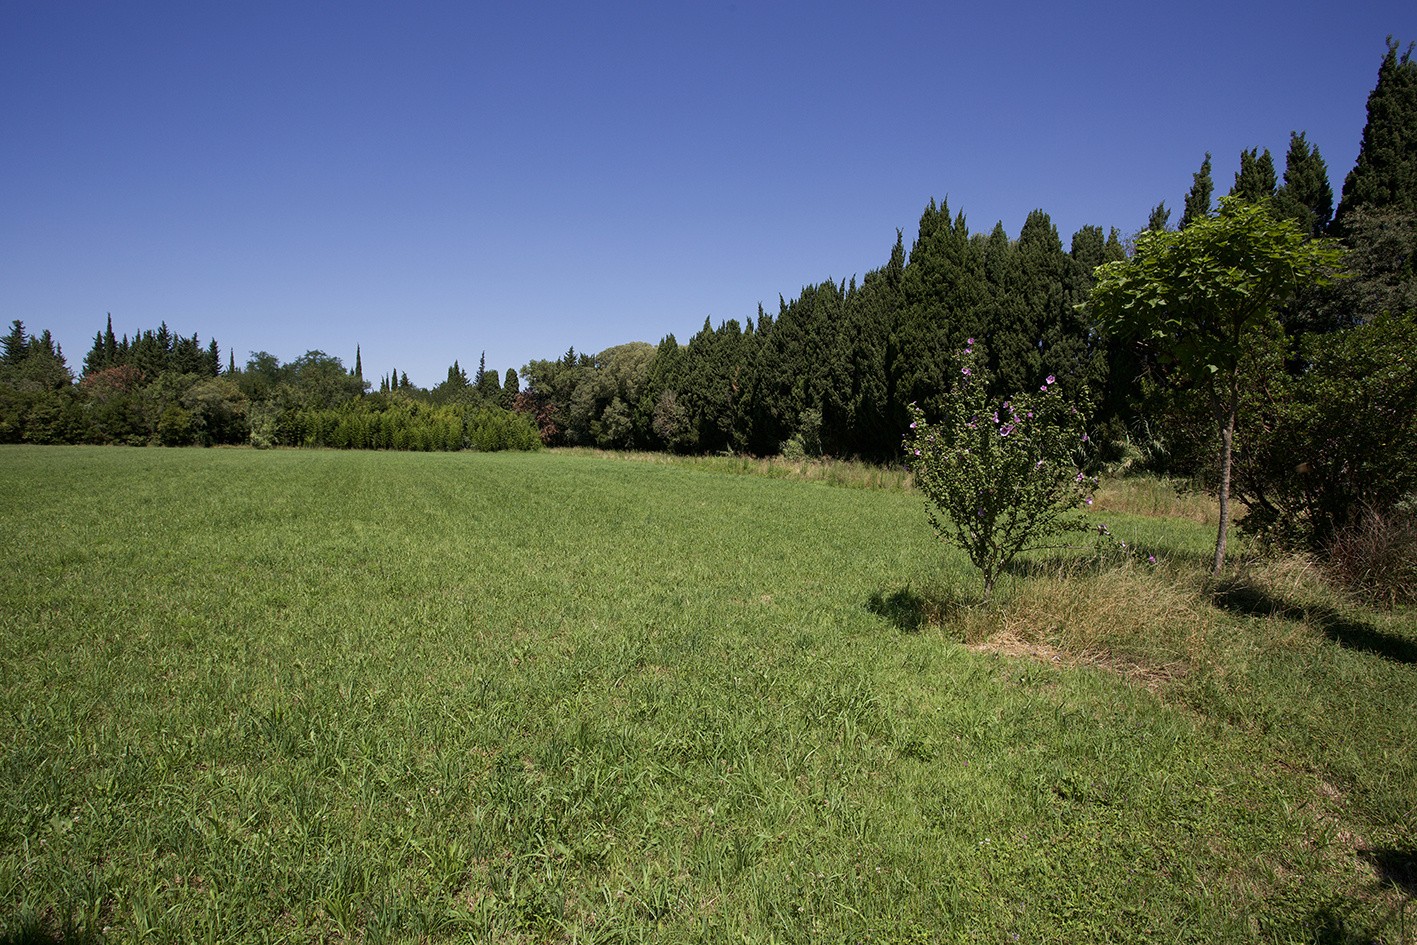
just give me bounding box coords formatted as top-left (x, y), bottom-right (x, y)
top-left (1, 446), bottom-right (1413, 943)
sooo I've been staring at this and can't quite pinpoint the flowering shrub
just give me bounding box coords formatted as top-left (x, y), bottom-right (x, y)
top-left (904, 342), bottom-right (1096, 600)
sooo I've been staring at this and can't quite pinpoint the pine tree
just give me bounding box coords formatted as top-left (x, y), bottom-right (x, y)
top-left (1180, 153), bottom-right (1214, 229)
top-left (1230, 148), bottom-right (1277, 202)
top-left (1147, 202), bottom-right (1172, 232)
top-left (1336, 38), bottom-right (1417, 229)
top-left (1, 320), bottom-right (27, 366)
top-left (1275, 131), bottom-right (1334, 238)
top-left (82, 328), bottom-right (109, 376)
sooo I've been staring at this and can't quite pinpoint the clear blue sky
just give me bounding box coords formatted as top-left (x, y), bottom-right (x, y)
top-left (4, 1), bottom-right (1413, 387)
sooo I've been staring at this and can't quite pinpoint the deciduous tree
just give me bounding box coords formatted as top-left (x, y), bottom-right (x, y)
top-left (1087, 198), bottom-right (1344, 573)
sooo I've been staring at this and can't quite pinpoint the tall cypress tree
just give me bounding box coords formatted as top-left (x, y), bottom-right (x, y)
top-left (1230, 148), bottom-right (1277, 202)
top-left (1146, 202), bottom-right (1172, 232)
top-left (1180, 153), bottom-right (1214, 228)
top-left (1336, 38), bottom-right (1417, 229)
top-left (2, 320), bottom-right (27, 366)
top-left (1275, 131), bottom-right (1334, 237)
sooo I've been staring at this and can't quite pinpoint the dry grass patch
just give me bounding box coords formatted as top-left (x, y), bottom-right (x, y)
top-left (957, 563), bottom-right (1218, 686)
top-left (1092, 475), bottom-right (1219, 524)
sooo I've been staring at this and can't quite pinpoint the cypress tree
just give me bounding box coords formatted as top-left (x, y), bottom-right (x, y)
top-left (400, 371), bottom-right (410, 390)
top-left (1336, 38), bottom-right (1417, 229)
top-left (1180, 153), bottom-right (1214, 229)
top-left (228, 351), bottom-right (237, 375)
top-left (1230, 148), bottom-right (1278, 202)
top-left (82, 329), bottom-right (108, 376)
top-left (502, 368), bottom-right (519, 406)
top-left (1275, 131), bottom-right (1334, 238)
top-left (2, 320), bottom-right (27, 366)
top-left (354, 345), bottom-right (363, 382)
top-left (1146, 202), bottom-right (1172, 232)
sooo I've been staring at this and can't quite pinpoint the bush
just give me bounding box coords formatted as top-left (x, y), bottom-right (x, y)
top-left (1234, 310), bottom-right (1417, 551)
top-left (1323, 504), bottom-right (1417, 608)
top-left (903, 342), bottom-right (1096, 601)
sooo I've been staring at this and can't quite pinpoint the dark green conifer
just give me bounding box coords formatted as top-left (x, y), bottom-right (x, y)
top-left (1147, 202), bottom-right (1171, 232)
top-left (1274, 131), bottom-right (1334, 238)
top-left (2, 320), bottom-right (27, 365)
top-left (1180, 153), bottom-right (1214, 229)
top-left (1336, 38), bottom-right (1417, 229)
top-left (1229, 148), bottom-right (1277, 202)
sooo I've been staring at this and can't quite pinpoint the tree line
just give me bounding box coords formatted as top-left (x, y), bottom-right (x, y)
top-left (3, 40), bottom-right (1414, 548)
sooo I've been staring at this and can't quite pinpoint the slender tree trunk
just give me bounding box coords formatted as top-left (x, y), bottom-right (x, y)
top-left (1212, 401), bottom-right (1237, 576)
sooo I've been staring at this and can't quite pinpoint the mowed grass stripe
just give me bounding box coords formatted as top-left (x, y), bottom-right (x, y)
top-left (0, 446), bottom-right (1401, 943)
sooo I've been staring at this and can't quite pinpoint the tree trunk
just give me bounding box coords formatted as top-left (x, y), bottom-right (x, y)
top-left (1212, 404), bottom-right (1237, 575)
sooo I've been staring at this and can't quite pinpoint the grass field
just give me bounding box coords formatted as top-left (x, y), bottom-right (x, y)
top-left (1, 446), bottom-right (1414, 943)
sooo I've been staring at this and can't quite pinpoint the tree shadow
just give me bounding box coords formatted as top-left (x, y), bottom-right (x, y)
top-left (866, 583), bottom-right (981, 633)
top-left (1362, 846), bottom-right (1417, 896)
top-left (866, 587), bottom-right (928, 633)
top-left (1209, 578), bottom-right (1417, 665)
top-left (0, 920), bottom-right (102, 945)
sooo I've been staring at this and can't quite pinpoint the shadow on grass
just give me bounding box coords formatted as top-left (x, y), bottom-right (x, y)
top-left (1362, 846), bottom-right (1417, 896)
top-left (866, 583), bottom-right (982, 633)
top-left (0, 920), bottom-right (102, 945)
top-left (867, 588), bottom-right (928, 632)
top-left (1210, 579), bottom-right (1417, 665)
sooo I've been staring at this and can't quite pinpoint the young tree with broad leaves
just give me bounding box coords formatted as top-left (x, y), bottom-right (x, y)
top-left (1086, 198), bottom-right (1344, 574)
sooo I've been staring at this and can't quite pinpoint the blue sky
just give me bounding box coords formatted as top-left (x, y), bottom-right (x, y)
top-left (3, 1), bottom-right (1413, 387)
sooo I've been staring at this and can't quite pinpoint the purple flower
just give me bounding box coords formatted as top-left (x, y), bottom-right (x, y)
top-left (1147, 555), bottom-right (1157, 564)
top-left (909, 421), bottom-right (917, 429)
top-left (962, 367), bottom-right (972, 376)
top-left (1081, 433), bottom-right (1089, 443)
top-left (913, 449), bottom-right (921, 457)
top-left (967, 337), bottom-right (975, 346)
top-left (1084, 497), bottom-right (1093, 506)
top-left (1046, 375), bottom-right (1056, 385)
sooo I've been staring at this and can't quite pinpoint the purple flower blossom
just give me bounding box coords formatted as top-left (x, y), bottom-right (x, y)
top-left (1147, 555), bottom-right (1157, 564)
top-left (962, 367), bottom-right (972, 376)
top-left (1081, 433), bottom-right (1089, 443)
top-left (1084, 497), bottom-right (1093, 506)
top-left (909, 421), bottom-right (917, 429)
top-left (967, 337), bottom-right (975, 346)
top-left (1046, 375), bottom-right (1056, 385)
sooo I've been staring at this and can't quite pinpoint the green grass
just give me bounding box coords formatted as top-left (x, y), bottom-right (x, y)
top-left (1, 446), bottom-right (1413, 943)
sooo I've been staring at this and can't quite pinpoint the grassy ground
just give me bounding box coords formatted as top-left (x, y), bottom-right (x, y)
top-left (0, 446), bottom-right (1413, 943)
